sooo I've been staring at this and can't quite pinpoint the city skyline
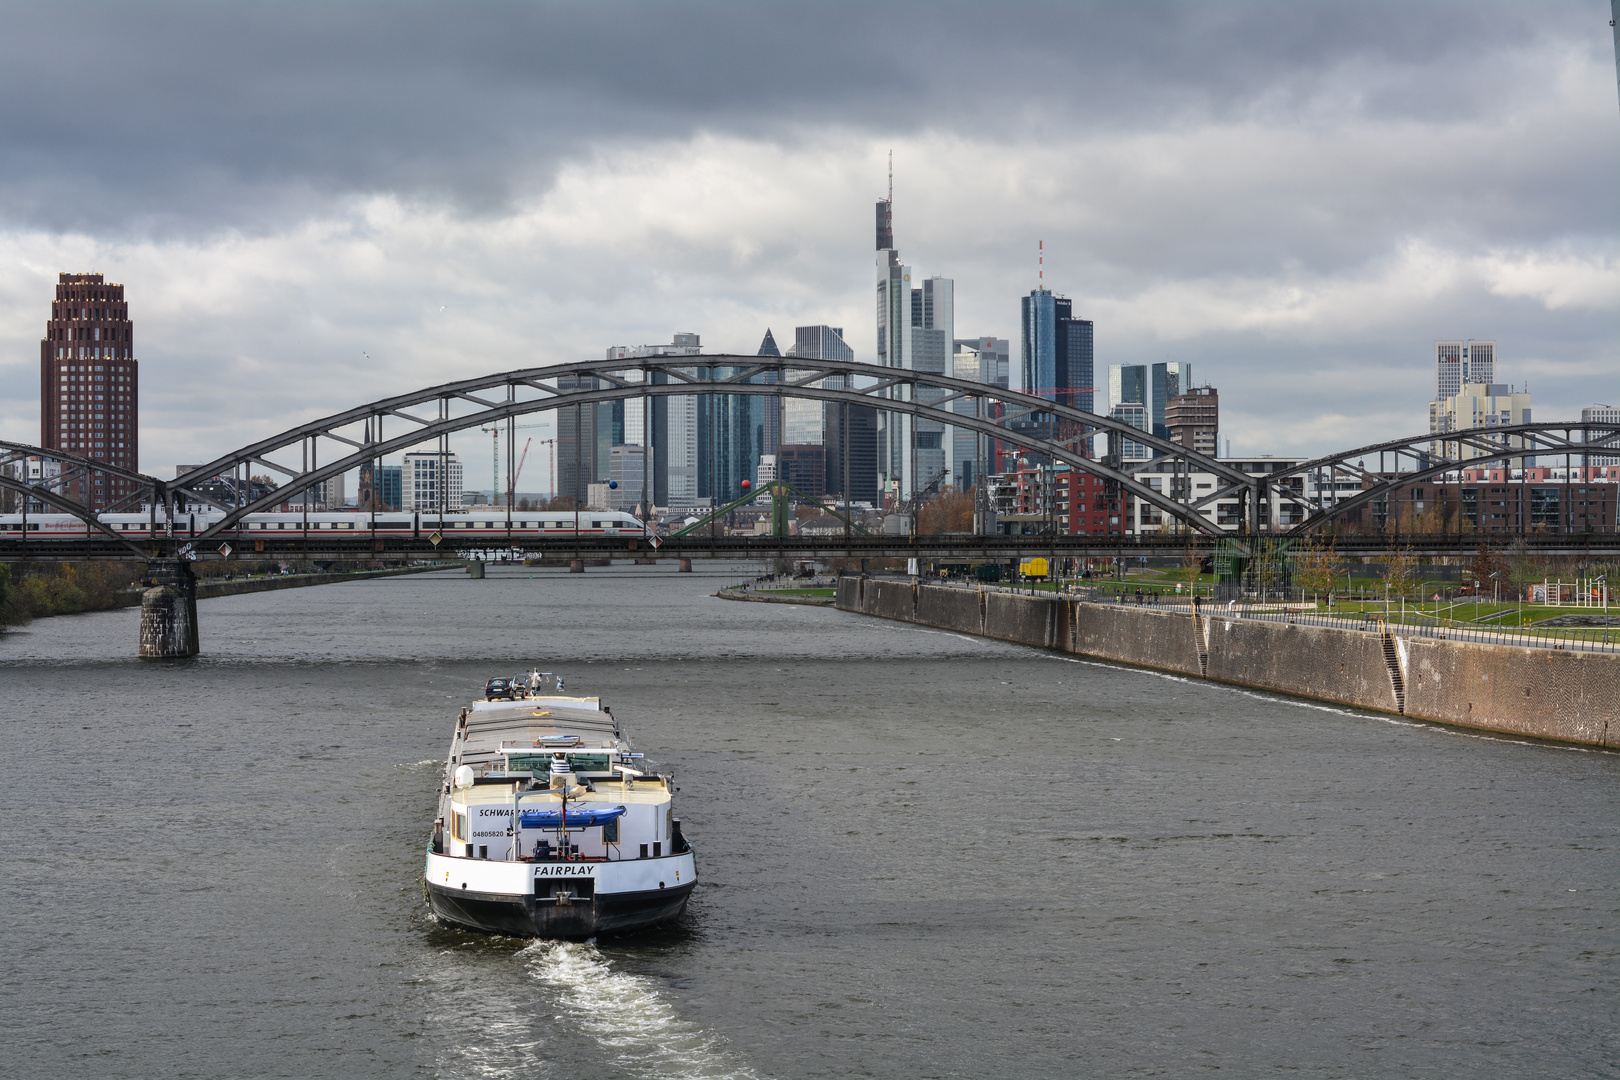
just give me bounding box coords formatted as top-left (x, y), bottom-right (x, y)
top-left (0, 3), bottom-right (1615, 491)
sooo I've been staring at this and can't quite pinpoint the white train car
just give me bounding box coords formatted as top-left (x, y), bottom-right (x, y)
top-left (0, 510), bottom-right (651, 540)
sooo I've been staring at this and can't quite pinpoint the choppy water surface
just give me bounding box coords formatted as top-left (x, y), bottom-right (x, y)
top-left (1, 565), bottom-right (1615, 1079)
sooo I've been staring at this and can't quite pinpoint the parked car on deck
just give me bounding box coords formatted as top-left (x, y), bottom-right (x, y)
top-left (484, 677), bottom-right (515, 701)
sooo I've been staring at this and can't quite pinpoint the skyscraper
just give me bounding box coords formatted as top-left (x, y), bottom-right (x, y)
top-left (1435, 340), bottom-right (1495, 399)
top-left (757, 329), bottom-right (783, 459)
top-left (40, 272), bottom-right (139, 506)
top-left (1107, 364), bottom-right (1147, 415)
top-left (607, 445), bottom-right (650, 512)
top-left (1430, 339), bottom-right (1500, 458)
top-left (1019, 290), bottom-right (1093, 411)
top-left (875, 196), bottom-right (954, 498)
top-left (696, 359), bottom-right (767, 505)
top-left (825, 399), bottom-right (879, 506)
top-left (1149, 362), bottom-right (1192, 439)
top-left (789, 322), bottom-right (879, 507)
top-left (782, 325), bottom-right (853, 446)
top-left (557, 373), bottom-right (613, 503)
top-left (951, 337), bottom-right (1010, 488)
top-left (1165, 386), bottom-right (1219, 457)
top-left (1107, 364), bottom-right (1151, 461)
top-left (606, 332), bottom-right (701, 509)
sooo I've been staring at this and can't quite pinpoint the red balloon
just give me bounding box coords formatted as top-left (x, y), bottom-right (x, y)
top-left (741, 479), bottom-right (752, 490)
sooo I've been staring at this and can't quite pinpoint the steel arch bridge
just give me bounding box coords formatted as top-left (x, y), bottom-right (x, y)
top-left (153, 355), bottom-right (1252, 539)
top-left (1243, 422), bottom-right (1620, 534)
top-left (1, 440), bottom-right (182, 557)
top-left (5, 357), bottom-right (1620, 557)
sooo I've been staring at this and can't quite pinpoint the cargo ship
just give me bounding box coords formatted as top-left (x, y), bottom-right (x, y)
top-left (424, 672), bottom-right (695, 938)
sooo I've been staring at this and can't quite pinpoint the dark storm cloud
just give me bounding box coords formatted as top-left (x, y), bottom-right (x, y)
top-left (0, 0), bottom-right (1591, 236)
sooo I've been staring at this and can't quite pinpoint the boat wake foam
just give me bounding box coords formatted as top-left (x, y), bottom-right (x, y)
top-left (522, 941), bottom-right (759, 1080)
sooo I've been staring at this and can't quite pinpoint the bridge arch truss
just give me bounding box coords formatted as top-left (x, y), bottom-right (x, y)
top-left (171, 355), bottom-right (1254, 542)
top-left (1251, 422), bottom-right (1620, 536)
top-left (0, 440), bottom-right (198, 556)
top-left (10, 360), bottom-right (1618, 556)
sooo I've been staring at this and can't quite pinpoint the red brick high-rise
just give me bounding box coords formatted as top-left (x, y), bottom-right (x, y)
top-left (40, 272), bottom-right (139, 507)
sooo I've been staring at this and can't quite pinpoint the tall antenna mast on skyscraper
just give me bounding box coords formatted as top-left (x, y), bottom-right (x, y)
top-left (888, 149), bottom-right (893, 204)
top-left (1038, 239), bottom-right (1044, 289)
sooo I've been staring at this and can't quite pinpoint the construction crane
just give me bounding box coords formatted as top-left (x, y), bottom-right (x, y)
top-left (478, 421), bottom-right (552, 504)
top-left (504, 437), bottom-right (559, 507)
top-left (511, 439), bottom-right (532, 500)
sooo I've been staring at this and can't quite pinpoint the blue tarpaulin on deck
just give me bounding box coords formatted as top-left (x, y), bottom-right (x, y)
top-left (518, 805), bottom-right (627, 829)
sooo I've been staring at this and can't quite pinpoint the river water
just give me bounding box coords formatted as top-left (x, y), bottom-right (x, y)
top-left (1, 565), bottom-right (1614, 1079)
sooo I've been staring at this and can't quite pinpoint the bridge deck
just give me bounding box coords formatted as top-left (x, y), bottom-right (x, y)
top-left (4, 532), bottom-right (1617, 562)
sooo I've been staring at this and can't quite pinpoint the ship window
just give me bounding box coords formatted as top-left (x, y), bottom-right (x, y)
top-left (452, 811), bottom-right (467, 843)
top-left (603, 818), bottom-right (619, 844)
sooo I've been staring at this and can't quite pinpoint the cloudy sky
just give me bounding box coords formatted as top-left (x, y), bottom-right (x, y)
top-left (1, 1), bottom-right (1616, 488)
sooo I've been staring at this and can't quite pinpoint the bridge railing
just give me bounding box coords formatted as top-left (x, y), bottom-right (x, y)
top-left (1147, 597), bottom-right (1620, 654)
top-left (924, 576), bottom-right (1620, 654)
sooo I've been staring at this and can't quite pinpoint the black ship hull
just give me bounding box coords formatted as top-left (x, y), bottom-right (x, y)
top-left (427, 879), bottom-right (695, 939)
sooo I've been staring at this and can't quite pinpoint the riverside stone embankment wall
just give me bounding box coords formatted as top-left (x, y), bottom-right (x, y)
top-left (836, 577), bottom-right (1616, 748)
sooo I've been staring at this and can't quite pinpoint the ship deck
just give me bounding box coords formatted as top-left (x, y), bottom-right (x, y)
top-left (455, 697), bottom-right (625, 774)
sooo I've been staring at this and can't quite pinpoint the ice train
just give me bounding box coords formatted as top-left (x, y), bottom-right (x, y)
top-left (0, 510), bottom-right (652, 539)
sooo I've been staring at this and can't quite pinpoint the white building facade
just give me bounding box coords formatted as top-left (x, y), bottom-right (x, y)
top-left (1581, 405), bottom-right (1620, 466)
top-left (1122, 456), bottom-right (1365, 534)
top-left (401, 451), bottom-right (464, 514)
top-left (1430, 383), bottom-right (1533, 466)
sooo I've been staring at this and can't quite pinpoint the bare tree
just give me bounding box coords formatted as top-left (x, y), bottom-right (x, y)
top-left (1293, 537), bottom-right (1340, 604)
top-left (918, 485), bottom-right (975, 534)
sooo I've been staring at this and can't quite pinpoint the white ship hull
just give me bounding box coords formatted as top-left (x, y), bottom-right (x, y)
top-left (425, 850), bottom-right (697, 938)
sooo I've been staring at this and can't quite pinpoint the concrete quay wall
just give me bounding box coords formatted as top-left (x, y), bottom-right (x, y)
top-left (835, 577), bottom-right (1616, 748)
top-left (110, 563), bottom-right (451, 609)
top-left (715, 588), bottom-right (834, 607)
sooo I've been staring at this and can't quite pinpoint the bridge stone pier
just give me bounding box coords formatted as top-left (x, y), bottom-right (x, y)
top-left (139, 560), bottom-right (200, 659)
